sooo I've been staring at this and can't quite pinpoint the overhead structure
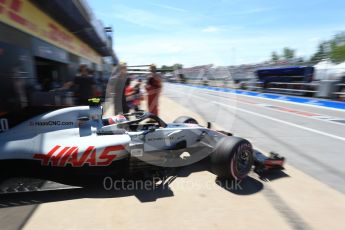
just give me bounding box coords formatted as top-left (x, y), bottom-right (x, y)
top-left (0, 0), bottom-right (119, 119)
top-left (127, 65), bottom-right (175, 74)
top-left (30, 0), bottom-right (117, 63)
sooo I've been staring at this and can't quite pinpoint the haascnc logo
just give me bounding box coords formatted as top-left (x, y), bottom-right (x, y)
top-left (29, 121), bottom-right (74, 126)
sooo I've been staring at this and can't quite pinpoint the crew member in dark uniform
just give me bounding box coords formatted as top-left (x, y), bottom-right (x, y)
top-left (65, 65), bottom-right (97, 105)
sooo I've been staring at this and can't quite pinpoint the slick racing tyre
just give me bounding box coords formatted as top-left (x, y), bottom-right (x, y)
top-left (211, 137), bottom-right (253, 180)
top-left (173, 116), bottom-right (199, 124)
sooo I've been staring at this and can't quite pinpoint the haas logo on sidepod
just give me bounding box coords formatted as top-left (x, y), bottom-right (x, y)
top-left (33, 145), bottom-right (125, 167)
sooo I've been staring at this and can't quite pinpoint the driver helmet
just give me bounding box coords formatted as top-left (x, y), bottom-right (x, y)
top-left (108, 115), bottom-right (128, 125)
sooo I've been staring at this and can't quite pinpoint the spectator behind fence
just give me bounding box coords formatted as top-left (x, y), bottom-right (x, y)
top-left (145, 64), bottom-right (162, 116)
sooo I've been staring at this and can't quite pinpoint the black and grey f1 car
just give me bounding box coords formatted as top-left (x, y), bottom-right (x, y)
top-left (0, 98), bottom-right (284, 185)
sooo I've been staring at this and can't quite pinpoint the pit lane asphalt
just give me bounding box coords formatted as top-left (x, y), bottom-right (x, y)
top-left (1, 84), bottom-right (345, 229)
top-left (164, 83), bottom-right (345, 194)
top-left (22, 94), bottom-right (345, 229)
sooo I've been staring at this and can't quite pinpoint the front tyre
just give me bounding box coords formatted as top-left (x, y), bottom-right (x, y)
top-left (211, 137), bottom-right (253, 180)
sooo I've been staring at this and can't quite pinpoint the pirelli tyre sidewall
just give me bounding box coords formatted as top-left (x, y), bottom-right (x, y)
top-left (211, 137), bottom-right (253, 180)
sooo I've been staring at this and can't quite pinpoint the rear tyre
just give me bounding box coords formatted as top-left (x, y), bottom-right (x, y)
top-left (211, 137), bottom-right (253, 180)
top-left (173, 116), bottom-right (199, 124)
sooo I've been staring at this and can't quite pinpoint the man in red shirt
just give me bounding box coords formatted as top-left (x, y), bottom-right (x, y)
top-left (145, 65), bottom-right (162, 116)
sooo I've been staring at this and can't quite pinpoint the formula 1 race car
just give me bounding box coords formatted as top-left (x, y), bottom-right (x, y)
top-left (0, 99), bottom-right (284, 185)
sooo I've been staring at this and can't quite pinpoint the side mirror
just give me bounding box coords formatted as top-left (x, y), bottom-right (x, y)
top-left (207, 122), bottom-right (212, 129)
top-left (78, 116), bottom-right (89, 122)
top-left (77, 116), bottom-right (89, 126)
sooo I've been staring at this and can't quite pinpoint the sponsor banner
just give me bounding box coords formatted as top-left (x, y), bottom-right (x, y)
top-left (29, 120), bottom-right (74, 127)
top-left (32, 38), bottom-right (68, 63)
top-left (33, 145), bottom-right (124, 167)
top-left (0, 0), bottom-right (101, 64)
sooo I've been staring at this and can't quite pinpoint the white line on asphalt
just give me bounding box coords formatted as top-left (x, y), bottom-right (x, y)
top-left (171, 83), bottom-right (345, 113)
top-left (202, 90), bottom-right (345, 127)
top-left (178, 91), bottom-right (345, 142)
top-left (235, 91), bottom-right (345, 113)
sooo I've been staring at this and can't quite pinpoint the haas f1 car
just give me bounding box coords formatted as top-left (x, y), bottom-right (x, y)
top-left (0, 99), bottom-right (284, 184)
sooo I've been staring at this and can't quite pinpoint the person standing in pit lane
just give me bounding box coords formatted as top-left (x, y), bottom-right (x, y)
top-left (64, 64), bottom-right (97, 105)
top-left (123, 77), bottom-right (144, 113)
top-left (133, 79), bottom-right (143, 111)
top-left (145, 64), bottom-right (162, 116)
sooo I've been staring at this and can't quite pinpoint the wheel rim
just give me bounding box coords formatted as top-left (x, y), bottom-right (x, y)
top-left (231, 144), bottom-right (252, 180)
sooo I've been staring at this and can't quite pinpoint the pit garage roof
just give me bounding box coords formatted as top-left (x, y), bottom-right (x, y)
top-left (30, 0), bottom-right (117, 62)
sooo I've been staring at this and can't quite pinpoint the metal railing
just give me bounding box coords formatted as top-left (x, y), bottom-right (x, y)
top-left (175, 64), bottom-right (345, 101)
top-left (333, 83), bottom-right (345, 101)
top-left (182, 79), bottom-right (345, 101)
top-left (334, 83), bottom-right (345, 95)
top-left (265, 82), bottom-right (318, 96)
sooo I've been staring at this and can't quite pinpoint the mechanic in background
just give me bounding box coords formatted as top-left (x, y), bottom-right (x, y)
top-left (133, 79), bottom-right (143, 111)
top-left (145, 64), bottom-right (162, 116)
top-left (124, 78), bottom-right (143, 113)
top-left (64, 65), bottom-right (97, 105)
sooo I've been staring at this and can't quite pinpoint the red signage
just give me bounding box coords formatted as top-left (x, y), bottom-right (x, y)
top-left (0, 0), bottom-right (101, 64)
top-left (34, 145), bottom-right (125, 167)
